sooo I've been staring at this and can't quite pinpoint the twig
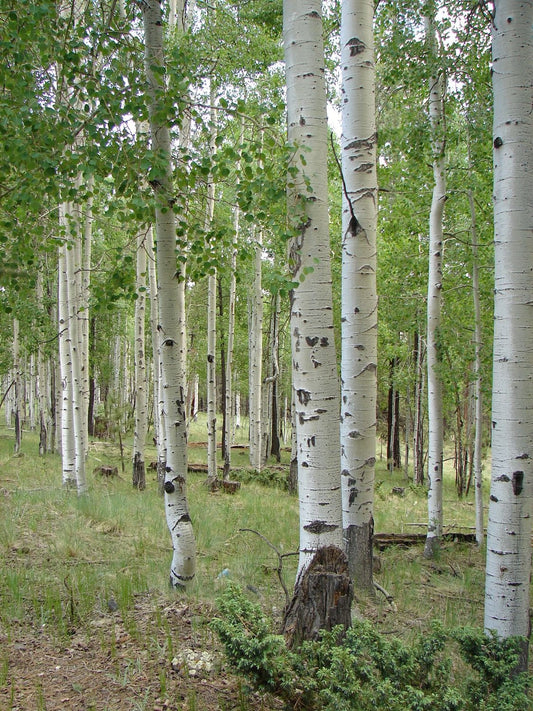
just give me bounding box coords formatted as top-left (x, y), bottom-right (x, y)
top-left (374, 581), bottom-right (397, 611)
top-left (238, 528), bottom-right (298, 608)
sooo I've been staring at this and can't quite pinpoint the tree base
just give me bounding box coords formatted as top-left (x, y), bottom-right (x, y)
top-left (281, 546), bottom-right (353, 648)
top-left (345, 521), bottom-right (374, 595)
top-left (423, 535), bottom-right (440, 559)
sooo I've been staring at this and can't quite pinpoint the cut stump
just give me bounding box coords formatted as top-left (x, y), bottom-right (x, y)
top-left (93, 465), bottom-right (118, 478)
top-left (281, 545), bottom-right (353, 648)
top-left (205, 478), bottom-right (241, 494)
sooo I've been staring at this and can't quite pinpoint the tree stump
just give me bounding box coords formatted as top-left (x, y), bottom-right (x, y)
top-left (281, 546), bottom-right (353, 648)
top-left (205, 478), bottom-right (241, 494)
top-left (221, 480), bottom-right (241, 494)
top-left (93, 465), bottom-right (118, 478)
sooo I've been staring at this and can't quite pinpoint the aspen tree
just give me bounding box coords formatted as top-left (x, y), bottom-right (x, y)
top-left (339, 0), bottom-right (378, 591)
top-left (248, 225), bottom-right (264, 471)
top-left (147, 225), bottom-right (166, 488)
top-left (284, 0), bottom-right (343, 575)
top-left (423, 7), bottom-right (446, 559)
top-left (12, 318), bottom-right (22, 454)
top-left (484, 0), bottom-right (533, 669)
top-left (206, 95), bottom-right (218, 486)
top-left (56, 0), bottom-right (89, 496)
top-left (141, 0), bottom-right (196, 587)
top-left (58, 218), bottom-right (77, 489)
top-left (222, 211), bottom-right (238, 479)
top-left (132, 229), bottom-right (148, 490)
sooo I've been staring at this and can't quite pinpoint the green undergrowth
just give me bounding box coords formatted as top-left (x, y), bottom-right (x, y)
top-left (0, 418), bottom-right (519, 709)
top-left (213, 584), bottom-right (533, 711)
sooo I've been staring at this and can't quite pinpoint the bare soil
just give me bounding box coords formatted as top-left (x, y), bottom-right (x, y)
top-left (0, 594), bottom-right (283, 711)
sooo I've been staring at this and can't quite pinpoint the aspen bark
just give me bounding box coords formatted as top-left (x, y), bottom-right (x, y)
top-left (56, 0), bottom-right (89, 495)
top-left (205, 98), bottom-right (217, 486)
top-left (467, 184), bottom-right (484, 546)
top-left (147, 225), bottom-right (166, 489)
top-left (248, 226), bottom-right (264, 471)
top-left (142, 0), bottom-right (196, 587)
top-left (284, 0), bottom-right (343, 575)
top-left (339, 0), bottom-right (377, 591)
top-left (58, 230), bottom-right (77, 489)
top-left (132, 228), bottom-right (148, 490)
top-left (36, 274), bottom-right (49, 455)
top-left (223, 216), bottom-right (238, 480)
top-left (423, 10), bottom-right (446, 559)
top-left (12, 319), bottom-right (22, 454)
top-left (484, 0), bottom-right (533, 667)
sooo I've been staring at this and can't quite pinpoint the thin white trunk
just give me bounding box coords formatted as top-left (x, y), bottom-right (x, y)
top-left (413, 330), bottom-right (425, 485)
top-left (206, 93), bottom-right (218, 484)
top-left (142, 0), bottom-right (196, 587)
top-left (147, 225), bottom-right (167, 484)
top-left (58, 232), bottom-right (76, 488)
top-left (284, 0), bottom-right (343, 575)
top-left (424, 11), bottom-right (446, 558)
top-left (81, 173), bottom-right (94, 456)
top-left (207, 270), bottom-right (217, 480)
top-left (234, 391), bottom-right (241, 432)
top-left (340, 0), bottom-right (378, 591)
top-left (28, 354), bottom-right (36, 431)
top-left (64, 208), bottom-right (87, 495)
top-left (248, 226), bottom-right (264, 470)
top-left (467, 186), bottom-right (484, 546)
top-left (133, 228), bottom-right (148, 490)
top-left (484, 0), bottom-right (533, 662)
top-left (57, 0), bottom-right (89, 495)
top-left (223, 216), bottom-right (238, 479)
top-left (36, 275), bottom-right (49, 455)
top-left (12, 319), bottom-right (22, 453)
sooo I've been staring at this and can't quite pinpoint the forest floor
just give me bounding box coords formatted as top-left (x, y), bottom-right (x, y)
top-left (1, 591), bottom-right (284, 711)
top-left (0, 422), bottom-right (508, 710)
top-left (0, 534), bottom-right (490, 711)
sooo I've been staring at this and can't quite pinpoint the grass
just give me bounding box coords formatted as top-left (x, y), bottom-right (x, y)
top-left (0, 413), bottom-right (512, 708)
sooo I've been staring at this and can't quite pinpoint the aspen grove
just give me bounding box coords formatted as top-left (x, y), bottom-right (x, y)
top-left (0, 0), bottom-right (532, 678)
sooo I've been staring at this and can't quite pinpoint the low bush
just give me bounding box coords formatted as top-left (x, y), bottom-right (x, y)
top-left (212, 584), bottom-right (532, 711)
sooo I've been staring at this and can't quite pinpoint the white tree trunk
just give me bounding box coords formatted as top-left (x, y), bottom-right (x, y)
top-left (147, 225), bottom-right (167, 487)
top-left (467, 184), bottom-right (484, 546)
top-left (339, 0), bottom-right (378, 591)
top-left (81, 173), bottom-right (93, 457)
top-left (248, 226), bottom-right (264, 471)
top-left (142, 0), bottom-right (196, 588)
top-left (58, 230), bottom-right (77, 488)
top-left (284, 0), bottom-right (343, 576)
top-left (207, 270), bottom-right (217, 481)
top-left (223, 216), bottom-right (238, 479)
top-left (56, 0), bottom-right (89, 495)
top-left (36, 273), bottom-right (49, 455)
top-left (63, 207), bottom-right (87, 495)
top-left (133, 228), bottom-right (148, 490)
top-left (205, 98), bottom-right (217, 485)
top-left (28, 354), bottom-right (36, 432)
top-left (484, 0), bottom-right (533, 665)
top-left (234, 391), bottom-right (241, 432)
top-left (12, 319), bottom-right (22, 454)
top-left (424, 11), bottom-right (446, 558)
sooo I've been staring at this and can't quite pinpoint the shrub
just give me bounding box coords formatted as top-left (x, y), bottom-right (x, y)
top-left (212, 584), bottom-right (532, 711)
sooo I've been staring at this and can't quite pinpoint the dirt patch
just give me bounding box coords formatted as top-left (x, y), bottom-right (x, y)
top-left (0, 594), bottom-right (283, 711)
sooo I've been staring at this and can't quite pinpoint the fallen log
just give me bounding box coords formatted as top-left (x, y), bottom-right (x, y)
top-left (373, 532), bottom-right (477, 550)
